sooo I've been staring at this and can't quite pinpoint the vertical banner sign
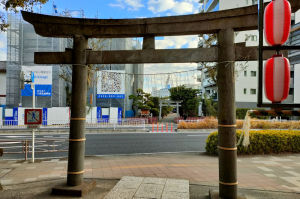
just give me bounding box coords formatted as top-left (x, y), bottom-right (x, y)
top-left (97, 107), bottom-right (102, 123)
top-left (0, 107), bottom-right (2, 126)
top-left (13, 107), bottom-right (18, 125)
top-left (97, 70), bottom-right (125, 99)
top-left (118, 107), bottom-right (122, 124)
top-left (42, 108), bottom-right (48, 125)
top-left (21, 66), bottom-right (52, 96)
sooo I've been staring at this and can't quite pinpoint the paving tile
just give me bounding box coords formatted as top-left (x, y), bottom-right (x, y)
top-left (142, 177), bottom-right (167, 185)
top-left (264, 174), bottom-right (276, 178)
top-left (161, 191), bottom-right (189, 199)
top-left (104, 188), bottom-right (136, 199)
top-left (114, 180), bottom-right (142, 189)
top-left (24, 177), bottom-right (37, 182)
top-left (122, 176), bottom-right (144, 183)
top-left (11, 163), bottom-right (22, 167)
top-left (285, 171), bottom-right (300, 177)
top-left (53, 166), bottom-right (65, 170)
top-left (166, 178), bottom-right (189, 186)
top-left (0, 179), bottom-right (14, 185)
top-left (164, 184), bottom-right (189, 193)
top-left (257, 166), bottom-right (273, 172)
top-left (134, 183), bottom-right (164, 198)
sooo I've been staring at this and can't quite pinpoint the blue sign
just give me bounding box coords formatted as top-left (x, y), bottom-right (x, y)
top-left (21, 85), bottom-right (52, 97)
top-left (31, 72), bottom-right (35, 83)
top-left (97, 94), bottom-right (125, 99)
top-left (42, 108), bottom-right (47, 125)
top-left (118, 107), bottom-right (122, 124)
top-left (5, 107), bottom-right (18, 125)
top-left (97, 107), bottom-right (102, 123)
top-left (102, 115), bottom-right (109, 122)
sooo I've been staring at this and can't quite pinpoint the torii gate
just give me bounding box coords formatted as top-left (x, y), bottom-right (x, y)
top-left (21, 1), bottom-right (300, 198)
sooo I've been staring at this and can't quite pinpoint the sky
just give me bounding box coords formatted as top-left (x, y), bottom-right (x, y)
top-left (0, 0), bottom-right (217, 75)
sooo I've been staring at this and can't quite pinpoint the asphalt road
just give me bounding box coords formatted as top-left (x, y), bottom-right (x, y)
top-left (0, 132), bottom-right (210, 160)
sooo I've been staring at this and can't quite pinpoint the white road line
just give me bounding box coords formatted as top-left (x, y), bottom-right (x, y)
top-left (187, 135), bottom-right (208, 137)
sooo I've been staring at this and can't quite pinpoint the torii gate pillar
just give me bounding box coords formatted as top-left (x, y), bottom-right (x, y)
top-left (217, 28), bottom-right (237, 198)
top-left (67, 35), bottom-right (88, 186)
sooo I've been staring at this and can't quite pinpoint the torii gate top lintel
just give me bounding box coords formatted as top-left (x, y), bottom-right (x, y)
top-left (21, 1), bottom-right (300, 39)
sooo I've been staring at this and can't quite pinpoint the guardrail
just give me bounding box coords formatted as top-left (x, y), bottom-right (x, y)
top-left (0, 118), bottom-right (146, 130)
top-left (0, 137), bottom-right (68, 160)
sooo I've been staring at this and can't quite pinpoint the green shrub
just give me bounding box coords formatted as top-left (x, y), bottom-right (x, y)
top-left (236, 108), bottom-right (249, 119)
top-left (206, 130), bottom-right (300, 155)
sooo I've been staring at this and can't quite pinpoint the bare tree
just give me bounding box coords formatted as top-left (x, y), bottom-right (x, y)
top-left (1, 0), bottom-right (48, 31)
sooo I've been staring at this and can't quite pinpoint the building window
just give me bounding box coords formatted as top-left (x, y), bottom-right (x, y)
top-left (251, 71), bottom-right (257, 77)
top-left (244, 88), bottom-right (247, 94)
top-left (291, 71), bottom-right (294, 78)
top-left (250, 89), bottom-right (256, 95)
top-left (289, 88), bottom-right (294, 95)
top-left (244, 71), bottom-right (247, 77)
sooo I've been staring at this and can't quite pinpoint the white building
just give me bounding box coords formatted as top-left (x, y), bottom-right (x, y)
top-left (200, 0), bottom-right (299, 109)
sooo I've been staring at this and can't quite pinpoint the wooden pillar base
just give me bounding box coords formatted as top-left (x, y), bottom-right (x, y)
top-left (209, 190), bottom-right (246, 199)
top-left (52, 180), bottom-right (96, 197)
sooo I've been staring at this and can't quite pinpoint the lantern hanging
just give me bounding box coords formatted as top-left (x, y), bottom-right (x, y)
top-left (264, 0), bottom-right (291, 46)
top-left (264, 55), bottom-right (290, 103)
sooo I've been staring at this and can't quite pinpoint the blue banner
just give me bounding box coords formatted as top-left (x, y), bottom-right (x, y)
top-left (118, 107), bottom-right (122, 124)
top-left (21, 85), bottom-right (52, 96)
top-left (97, 107), bottom-right (102, 123)
top-left (97, 94), bottom-right (125, 99)
top-left (42, 108), bottom-right (47, 125)
top-left (102, 115), bottom-right (109, 122)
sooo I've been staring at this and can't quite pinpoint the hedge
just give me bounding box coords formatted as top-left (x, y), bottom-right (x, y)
top-left (206, 130), bottom-right (300, 155)
top-left (178, 118), bottom-right (300, 129)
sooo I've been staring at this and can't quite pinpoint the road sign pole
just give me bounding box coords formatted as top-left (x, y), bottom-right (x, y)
top-left (32, 129), bottom-right (35, 163)
top-left (31, 82), bottom-right (35, 163)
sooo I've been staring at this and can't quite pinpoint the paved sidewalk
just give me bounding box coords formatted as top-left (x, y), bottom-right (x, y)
top-left (104, 176), bottom-right (189, 199)
top-left (0, 153), bottom-right (300, 194)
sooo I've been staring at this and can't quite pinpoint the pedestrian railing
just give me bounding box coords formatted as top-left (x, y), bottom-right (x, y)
top-left (0, 118), bottom-right (146, 130)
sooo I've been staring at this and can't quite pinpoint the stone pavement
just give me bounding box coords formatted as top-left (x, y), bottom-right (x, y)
top-left (104, 176), bottom-right (189, 199)
top-left (0, 153), bottom-right (300, 194)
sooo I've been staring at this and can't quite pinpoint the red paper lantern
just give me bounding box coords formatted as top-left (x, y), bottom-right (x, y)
top-left (265, 55), bottom-right (290, 103)
top-left (264, 0), bottom-right (291, 46)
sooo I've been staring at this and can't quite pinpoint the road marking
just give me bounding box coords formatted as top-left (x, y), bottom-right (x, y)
top-left (186, 135), bottom-right (208, 137)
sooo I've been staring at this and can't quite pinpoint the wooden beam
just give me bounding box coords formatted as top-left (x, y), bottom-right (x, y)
top-left (35, 48), bottom-right (217, 64)
top-left (34, 47), bottom-right (275, 65)
top-left (21, 0), bottom-right (300, 38)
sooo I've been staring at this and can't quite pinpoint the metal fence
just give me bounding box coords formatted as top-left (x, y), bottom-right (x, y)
top-left (0, 118), bottom-right (146, 130)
